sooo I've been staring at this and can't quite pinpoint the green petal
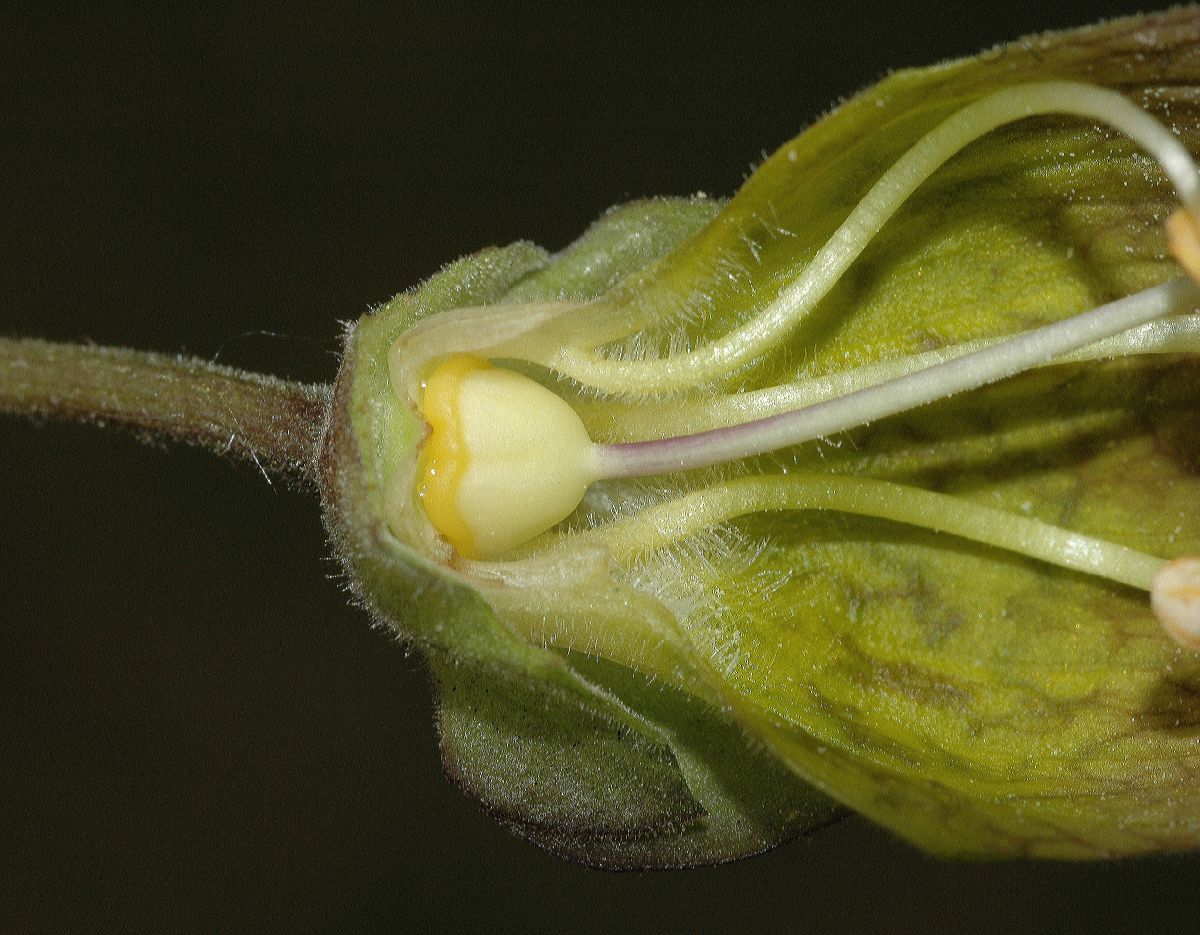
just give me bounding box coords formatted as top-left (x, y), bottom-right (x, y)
top-left (327, 10), bottom-right (1200, 861)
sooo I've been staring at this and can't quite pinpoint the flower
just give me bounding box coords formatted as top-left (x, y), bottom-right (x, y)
top-left (322, 10), bottom-right (1200, 864)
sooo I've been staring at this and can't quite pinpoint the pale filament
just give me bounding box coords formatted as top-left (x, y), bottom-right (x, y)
top-left (548, 82), bottom-right (1200, 396)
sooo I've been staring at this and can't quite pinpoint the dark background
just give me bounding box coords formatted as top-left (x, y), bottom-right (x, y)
top-left (2, 3), bottom-right (1197, 932)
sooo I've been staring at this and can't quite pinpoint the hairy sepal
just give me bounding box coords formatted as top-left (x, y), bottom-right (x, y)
top-left (321, 200), bottom-right (841, 868)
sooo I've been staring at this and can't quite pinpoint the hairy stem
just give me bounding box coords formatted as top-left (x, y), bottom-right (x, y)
top-left (0, 338), bottom-right (330, 483)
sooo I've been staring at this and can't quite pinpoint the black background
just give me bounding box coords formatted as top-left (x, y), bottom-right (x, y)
top-left (2, 3), bottom-right (1198, 932)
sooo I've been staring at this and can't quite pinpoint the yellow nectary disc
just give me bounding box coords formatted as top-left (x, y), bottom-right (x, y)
top-left (418, 354), bottom-right (486, 557)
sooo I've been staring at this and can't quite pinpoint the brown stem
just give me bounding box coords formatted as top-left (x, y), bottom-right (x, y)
top-left (0, 337), bottom-right (331, 483)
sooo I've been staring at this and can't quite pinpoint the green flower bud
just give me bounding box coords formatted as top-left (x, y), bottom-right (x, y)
top-left (321, 10), bottom-right (1200, 864)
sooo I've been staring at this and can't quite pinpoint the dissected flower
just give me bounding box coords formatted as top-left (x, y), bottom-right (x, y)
top-left (322, 11), bottom-right (1200, 864)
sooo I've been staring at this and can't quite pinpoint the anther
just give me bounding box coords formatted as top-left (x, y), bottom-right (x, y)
top-left (1167, 208), bottom-right (1200, 287)
top-left (1152, 557), bottom-right (1200, 650)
